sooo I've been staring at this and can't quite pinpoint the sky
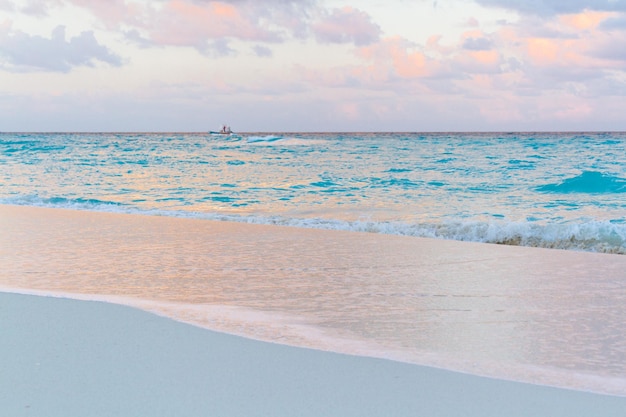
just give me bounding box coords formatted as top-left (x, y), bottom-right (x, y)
top-left (1, 0), bottom-right (626, 132)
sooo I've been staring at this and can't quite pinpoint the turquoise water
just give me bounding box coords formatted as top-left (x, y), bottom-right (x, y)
top-left (2, 131), bottom-right (625, 253)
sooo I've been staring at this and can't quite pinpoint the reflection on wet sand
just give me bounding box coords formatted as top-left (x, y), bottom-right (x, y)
top-left (2, 204), bottom-right (626, 395)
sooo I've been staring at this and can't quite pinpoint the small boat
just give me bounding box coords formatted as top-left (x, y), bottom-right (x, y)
top-left (210, 125), bottom-right (233, 135)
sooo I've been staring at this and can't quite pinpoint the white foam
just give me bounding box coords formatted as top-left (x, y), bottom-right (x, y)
top-left (2, 198), bottom-right (624, 253)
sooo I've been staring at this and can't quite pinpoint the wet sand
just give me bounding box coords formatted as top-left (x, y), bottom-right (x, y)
top-left (1, 204), bottom-right (626, 415)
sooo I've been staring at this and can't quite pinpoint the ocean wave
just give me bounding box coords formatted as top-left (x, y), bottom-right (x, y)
top-left (423, 220), bottom-right (626, 254)
top-left (2, 195), bottom-right (625, 254)
top-left (245, 135), bottom-right (323, 145)
top-left (2, 195), bottom-right (124, 210)
top-left (537, 171), bottom-right (626, 194)
top-left (266, 218), bottom-right (626, 254)
top-left (246, 135), bottom-right (283, 143)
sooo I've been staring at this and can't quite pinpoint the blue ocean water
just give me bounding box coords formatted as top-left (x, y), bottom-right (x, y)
top-left (2, 131), bottom-right (625, 253)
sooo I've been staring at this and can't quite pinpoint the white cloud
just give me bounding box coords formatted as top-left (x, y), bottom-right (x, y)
top-left (0, 24), bottom-right (122, 72)
top-left (462, 36), bottom-right (493, 50)
top-left (599, 14), bottom-right (626, 30)
top-left (252, 44), bottom-right (273, 57)
top-left (474, 0), bottom-right (626, 15)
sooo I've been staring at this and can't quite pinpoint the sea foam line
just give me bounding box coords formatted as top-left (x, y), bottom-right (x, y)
top-left (1, 196), bottom-right (625, 254)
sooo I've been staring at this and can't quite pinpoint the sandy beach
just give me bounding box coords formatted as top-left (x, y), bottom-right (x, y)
top-left (2, 291), bottom-right (626, 417)
top-left (2, 204), bottom-right (626, 416)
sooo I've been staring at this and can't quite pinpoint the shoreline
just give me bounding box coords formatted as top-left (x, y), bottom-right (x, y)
top-left (3, 285), bottom-right (626, 400)
top-left (3, 291), bottom-right (626, 417)
top-left (2, 204), bottom-right (626, 398)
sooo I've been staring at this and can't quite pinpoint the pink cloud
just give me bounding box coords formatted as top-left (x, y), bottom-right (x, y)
top-left (425, 35), bottom-right (455, 56)
top-left (300, 3), bottom-right (626, 108)
top-left (149, 0), bottom-right (279, 48)
top-left (69, 0), bottom-right (141, 30)
top-left (483, 10), bottom-right (626, 87)
top-left (559, 10), bottom-right (617, 30)
top-left (296, 6), bottom-right (626, 126)
top-left (67, 1), bottom-right (376, 55)
top-left (466, 17), bottom-right (480, 27)
top-left (356, 37), bottom-right (433, 79)
top-left (310, 6), bottom-right (380, 46)
top-left (67, 0), bottom-right (297, 51)
top-left (522, 15), bottom-right (626, 70)
top-left (526, 37), bottom-right (560, 65)
top-left (453, 29), bottom-right (502, 74)
top-left (457, 50), bottom-right (503, 73)
top-left (299, 35), bottom-right (464, 94)
top-left (11, 0), bottom-right (626, 129)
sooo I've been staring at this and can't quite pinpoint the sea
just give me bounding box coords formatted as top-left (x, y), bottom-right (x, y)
top-left (1, 131), bottom-right (626, 394)
top-left (2, 131), bottom-right (625, 253)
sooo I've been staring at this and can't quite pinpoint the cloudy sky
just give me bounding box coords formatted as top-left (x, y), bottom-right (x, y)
top-left (1, 0), bottom-right (626, 131)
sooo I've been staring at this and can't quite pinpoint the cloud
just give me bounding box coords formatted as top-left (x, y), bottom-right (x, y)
top-left (151, 1), bottom-right (281, 46)
top-left (355, 30), bottom-right (506, 83)
top-left (20, 0), bottom-right (64, 16)
top-left (68, 0), bottom-right (309, 46)
top-left (65, 0), bottom-right (379, 55)
top-left (474, 0), bottom-right (626, 16)
top-left (66, 0), bottom-right (144, 30)
top-left (236, 0), bottom-right (318, 40)
top-left (0, 0), bottom-right (64, 16)
top-left (0, 25), bottom-right (122, 72)
top-left (310, 6), bottom-right (381, 46)
top-left (356, 37), bottom-right (432, 78)
top-left (599, 14), bottom-right (626, 30)
top-left (558, 10), bottom-right (616, 30)
top-left (123, 29), bottom-right (153, 48)
top-left (586, 35), bottom-right (626, 61)
top-left (462, 36), bottom-right (493, 50)
top-left (297, 3), bottom-right (626, 112)
top-left (517, 11), bottom-right (626, 69)
top-left (252, 44), bottom-right (273, 57)
top-left (4, 0), bottom-right (626, 131)
top-left (297, 35), bottom-right (462, 97)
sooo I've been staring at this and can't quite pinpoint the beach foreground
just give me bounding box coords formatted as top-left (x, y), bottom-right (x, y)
top-left (2, 204), bottom-right (626, 415)
top-left (2, 291), bottom-right (626, 417)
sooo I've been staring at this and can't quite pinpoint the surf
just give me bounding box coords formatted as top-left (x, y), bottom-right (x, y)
top-left (537, 171), bottom-right (626, 194)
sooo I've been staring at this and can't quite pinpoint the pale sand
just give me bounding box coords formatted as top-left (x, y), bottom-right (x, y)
top-left (2, 292), bottom-right (626, 417)
top-left (2, 204), bottom-right (626, 415)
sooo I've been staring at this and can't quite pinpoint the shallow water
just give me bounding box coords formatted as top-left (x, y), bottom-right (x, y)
top-left (2, 205), bottom-right (626, 396)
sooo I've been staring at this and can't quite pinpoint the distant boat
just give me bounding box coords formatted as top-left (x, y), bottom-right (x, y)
top-left (210, 125), bottom-right (233, 135)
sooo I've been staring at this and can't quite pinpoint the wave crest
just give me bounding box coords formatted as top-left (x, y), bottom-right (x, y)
top-left (537, 171), bottom-right (626, 194)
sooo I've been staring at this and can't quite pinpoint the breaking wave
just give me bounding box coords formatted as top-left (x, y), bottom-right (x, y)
top-left (2, 195), bottom-right (625, 254)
